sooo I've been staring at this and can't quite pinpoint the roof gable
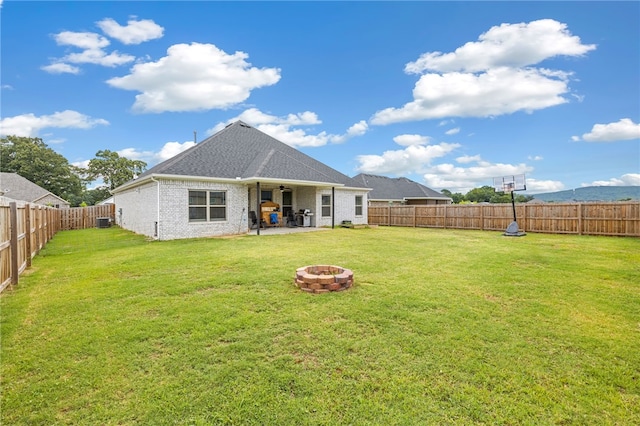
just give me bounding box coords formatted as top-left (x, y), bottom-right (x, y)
top-left (0, 172), bottom-right (68, 204)
top-left (352, 173), bottom-right (450, 200)
top-left (135, 121), bottom-right (365, 188)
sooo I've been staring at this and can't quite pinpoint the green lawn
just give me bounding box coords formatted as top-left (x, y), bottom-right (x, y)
top-left (1, 226), bottom-right (639, 425)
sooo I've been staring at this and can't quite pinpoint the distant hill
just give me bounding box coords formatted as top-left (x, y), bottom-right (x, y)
top-left (532, 186), bottom-right (640, 202)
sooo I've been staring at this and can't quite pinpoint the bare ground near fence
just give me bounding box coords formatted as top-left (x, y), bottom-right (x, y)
top-left (368, 202), bottom-right (640, 237)
top-left (1, 203), bottom-right (115, 292)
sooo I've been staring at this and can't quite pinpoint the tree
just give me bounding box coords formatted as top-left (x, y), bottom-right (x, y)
top-left (87, 150), bottom-right (146, 190)
top-left (465, 186), bottom-right (497, 203)
top-left (0, 135), bottom-right (84, 201)
top-left (441, 189), bottom-right (465, 204)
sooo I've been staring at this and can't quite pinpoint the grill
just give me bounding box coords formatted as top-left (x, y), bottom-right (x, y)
top-left (296, 209), bottom-right (314, 227)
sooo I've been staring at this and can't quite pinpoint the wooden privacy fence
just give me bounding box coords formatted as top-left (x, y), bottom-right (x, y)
top-left (368, 202), bottom-right (640, 237)
top-left (59, 204), bottom-right (115, 230)
top-left (1, 203), bottom-right (115, 292)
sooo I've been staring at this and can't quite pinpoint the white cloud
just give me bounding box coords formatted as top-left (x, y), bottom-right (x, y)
top-left (574, 118), bottom-right (640, 142)
top-left (1, 84), bottom-right (13, 90)
top-left (0, 110), bottom-right (109, 137)
top-left (405, 19), bottom-right (595, 74)
top-left (96, 17), bottom-right (164, 45)
top-left (372, 19), bottom-right (594, 125)
top-left (528, 155), bottom-right (543, 161)
top-left (71, 160), bottom-right (91, 169)
top-left (456, 154), bottom-right (482, 164)
top-left (371, 67), bottom-right (570, 124)
top-left (115, 140), bottom-right (196, 166)
top-left (54, 31), bottom-right (110, 50)
top-left (525, 178), bottom-right (565, 193)
top-left (582, 173), bottom-right (640, 187)
top-left (445, 127), bottom-right (460, 135)
top-left (346, 120), bottom-right (369, 138)
top-left (63, 49), bottom-right (135, 67)
top-left (208, 108), bottom-right (367, 148)
top-left (41, 63), bottom-right (81, 74)
top-left (107, 43), bottom-right (281, 113)
top-left (156, 141), bottom-right (196, 161)
top-left (393, 134), bottom-right (431, 147)
top-left (44, 29), bottom-right (135, 73)
top-left (356, 135), bottom-right (459, 175)
top-left (420, 156), bottom-right (533, 193)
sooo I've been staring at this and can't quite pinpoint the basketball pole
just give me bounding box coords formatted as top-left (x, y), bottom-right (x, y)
top-left (511, 190), bottom-right (517, 222)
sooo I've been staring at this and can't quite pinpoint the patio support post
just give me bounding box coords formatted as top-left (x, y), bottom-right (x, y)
top-left (256, 182), bottom-right (261, 235)
top-left (332, 186), bottom-right (335, 229)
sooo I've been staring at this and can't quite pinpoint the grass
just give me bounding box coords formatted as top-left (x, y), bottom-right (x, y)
top-left (1, 226), bottom-right (639, 425)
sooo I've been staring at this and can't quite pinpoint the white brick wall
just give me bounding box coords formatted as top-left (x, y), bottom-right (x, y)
top-left (158, 180), bottom-right (248, 240)
top-left (114, 180), bottom-right (159, 238)
top-left (115, 178), bottom-right (369, 240)
top-left (115, 178), bottom-right (249, 240)
top-left (315, 188), bottom-right (368, 227)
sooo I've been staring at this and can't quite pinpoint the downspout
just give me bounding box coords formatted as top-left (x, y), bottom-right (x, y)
top-left (256, 181), bottom-right (261, 236)
top-left (332, 186), bottom-right (335, 229)
top-left (151, 176), bottom-right (160, 240)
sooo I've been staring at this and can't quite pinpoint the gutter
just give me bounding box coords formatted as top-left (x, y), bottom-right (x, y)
top-left (150, 176), bottom-right (160, 239)
top-left (113, 174), bottom-right (352, 193)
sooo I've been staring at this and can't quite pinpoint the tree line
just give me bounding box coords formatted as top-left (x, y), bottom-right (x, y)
top-left (1, 136), bottom-right (146, 207)
top-left (441, 187), bottom-right (533, 204)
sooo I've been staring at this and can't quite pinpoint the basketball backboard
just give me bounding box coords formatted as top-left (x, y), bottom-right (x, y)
top-left (493, 174), bottom-right (526, 193)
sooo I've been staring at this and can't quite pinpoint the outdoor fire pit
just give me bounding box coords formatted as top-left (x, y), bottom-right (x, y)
top-left (294, 265), bottom-right (353, 294)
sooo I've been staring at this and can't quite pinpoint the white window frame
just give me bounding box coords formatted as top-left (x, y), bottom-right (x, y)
top-left (321, 194), bottom-right (331, 217)
top-left (355, 195), bottom-right (363, 216)
top-left (188, 190), bottom-right (227, 222)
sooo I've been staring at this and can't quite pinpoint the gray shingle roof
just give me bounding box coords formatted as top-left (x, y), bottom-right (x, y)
top-left (352, 173), bottom-right (450, 200)
top-left (0, 172), bottom-right (69, 205)
top-left (135, 121), bottom-right (365, 188)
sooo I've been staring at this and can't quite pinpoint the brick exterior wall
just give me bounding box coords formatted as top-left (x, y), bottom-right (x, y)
top-left (158, 179), bottom-right (247, 240)
top-left (114, 180), bottom-right (159, 238)
top-left (316, 188), bottom-right (368, 227)
top-left (116, 178), bottom-right (368, 240)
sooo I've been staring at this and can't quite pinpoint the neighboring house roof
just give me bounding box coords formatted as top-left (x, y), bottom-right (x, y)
top-left (116, 121), bottom-right (368, 191)
top-left (0, 172), bottom-right (70, 206)
top-left (352, 173), bottom-right (451, 201)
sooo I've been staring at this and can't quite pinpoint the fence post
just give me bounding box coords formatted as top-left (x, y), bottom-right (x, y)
top-left (444, 205), bottom-right (448, 229)
top-left (9, 202), bottom-right (18, 287)
top-left (578, 203), bottom-right (583, 235)
top-left (25, 203), bottom-right (32, 268)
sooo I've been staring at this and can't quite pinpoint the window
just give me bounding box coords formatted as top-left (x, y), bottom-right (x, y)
top-left (189, 190), bottom-right (226, 222)
top-left (355, 195), bottom-right (363, 216)
top-left (322, 194), bottom-right (331, 217)
top-left (261, 190), bottom-right (273, 203)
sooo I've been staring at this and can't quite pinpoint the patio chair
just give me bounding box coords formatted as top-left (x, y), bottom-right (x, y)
top-left (286, 210), bottom-right (297, 227)
top-left (249, 211), bottom-right (265, 229)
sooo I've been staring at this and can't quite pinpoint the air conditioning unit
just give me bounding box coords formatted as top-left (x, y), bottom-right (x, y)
top-left (96, 217), bottom-right (111, 228)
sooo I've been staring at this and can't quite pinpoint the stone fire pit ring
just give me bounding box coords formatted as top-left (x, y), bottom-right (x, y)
top-left (295, 265), bottom-right (354, 294)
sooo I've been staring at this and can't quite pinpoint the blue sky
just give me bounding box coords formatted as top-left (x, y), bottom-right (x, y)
top-left (1, 1), bottom-right (639, 194)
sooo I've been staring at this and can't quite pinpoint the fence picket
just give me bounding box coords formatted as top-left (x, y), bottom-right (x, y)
top-left (368, 202), bottom-right (640, 237)
top-left (0, 203), bottom-right (115, 292)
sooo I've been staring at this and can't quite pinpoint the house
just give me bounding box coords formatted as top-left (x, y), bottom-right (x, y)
top-left (0, 172), bottom-right (71, 208)
top-left (111, 121), bottom-right (370, 240)
top-left (352, 173), bottom-right (451, 206)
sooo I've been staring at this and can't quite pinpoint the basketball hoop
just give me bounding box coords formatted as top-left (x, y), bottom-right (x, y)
top-left (502, 182), bottom-right (515, 193)
top-left (492, 174), bottom-right (527, 237)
